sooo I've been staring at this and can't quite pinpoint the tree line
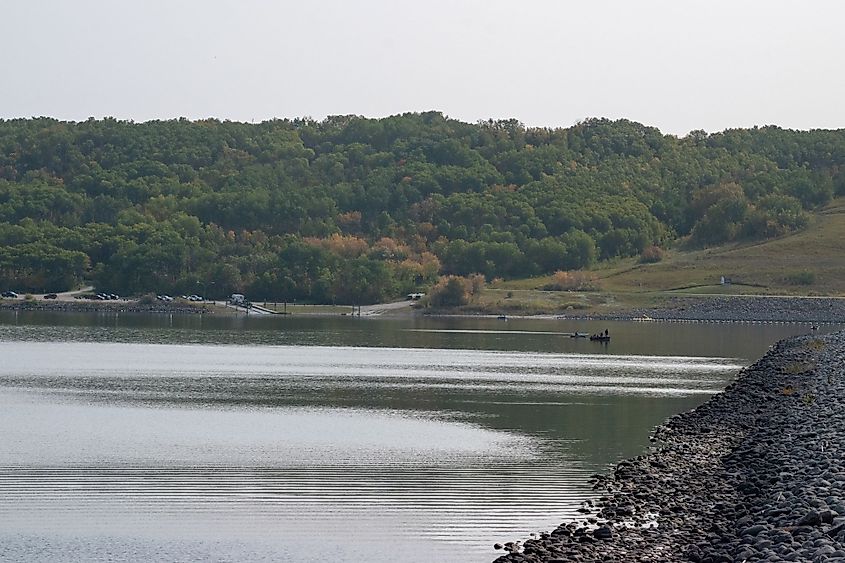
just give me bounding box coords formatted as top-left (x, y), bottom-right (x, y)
top-left (0, 114), bottom-right (843, 301)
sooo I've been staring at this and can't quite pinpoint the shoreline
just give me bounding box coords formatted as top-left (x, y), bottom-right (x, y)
top-left (431, 294), bottom-right (845, 324)
top-left (3, 293), bottom-right (845, 323)
top-left (493, 329), bottom-right (845, 562)
top-left (0, 300), bottom-right (210, 315)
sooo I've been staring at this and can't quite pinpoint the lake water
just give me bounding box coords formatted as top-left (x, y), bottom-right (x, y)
top-left (0, 312), bottom-right (831, 562)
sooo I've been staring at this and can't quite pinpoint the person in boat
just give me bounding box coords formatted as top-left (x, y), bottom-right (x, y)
top-left (604, 329), bottom-right (609, 337)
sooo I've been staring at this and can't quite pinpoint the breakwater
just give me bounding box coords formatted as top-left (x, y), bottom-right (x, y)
top-left (632, 296), bottom-right (845, 324)
top-left (494, 330), bottom-right (845, 562)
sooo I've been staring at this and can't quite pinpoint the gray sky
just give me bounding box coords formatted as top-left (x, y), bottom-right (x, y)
top-left (3, 0), bottom-right (844, 135)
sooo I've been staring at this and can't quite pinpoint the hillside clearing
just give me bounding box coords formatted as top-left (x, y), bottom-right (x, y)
top-left (481, 198), bottom-right (845, 315)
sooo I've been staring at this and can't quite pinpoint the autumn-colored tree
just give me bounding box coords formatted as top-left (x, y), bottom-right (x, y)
top-left (544, 270), bottom-right (599, 291)
top-left (428, 276), bottom-right (470, 307)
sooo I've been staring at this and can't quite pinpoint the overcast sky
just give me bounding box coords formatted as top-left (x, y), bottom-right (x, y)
top-left (3, 1), bottom-right (844, 135)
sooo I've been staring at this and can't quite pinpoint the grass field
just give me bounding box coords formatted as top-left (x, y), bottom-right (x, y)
top-left (479, 197), bottom-right (845, 315)
top-left (597, 197), bottom-right (845, 296)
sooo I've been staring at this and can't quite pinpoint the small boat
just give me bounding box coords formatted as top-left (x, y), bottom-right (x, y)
top-left (570, 332), bottom-right (587, 338)
top-left (590, 335), bottom-right (611, 342)
top-left (497, 315), bottom-right (508, 321)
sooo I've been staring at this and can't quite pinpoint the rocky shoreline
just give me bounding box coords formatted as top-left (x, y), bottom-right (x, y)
top-left (0, 300), bottom-right (208, 315)
top-left (624, 296), bottom-right (845, 324)
top-left (4, 294), bottom-right (844, 323)
top-left (494, 330), bottom-right (845, 562)
top-left (545, 295), bottom-right (845, 324)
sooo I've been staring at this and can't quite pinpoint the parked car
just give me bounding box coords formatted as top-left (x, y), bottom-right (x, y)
top-left (1, 291), bottom-right (18, 298)
top-left (188, 294), bottom-right (203, 301)
top-left (43, 293), bottom-right (58, 299)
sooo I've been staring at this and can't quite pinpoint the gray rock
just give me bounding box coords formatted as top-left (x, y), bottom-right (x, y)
top-left (798, 510), bottom-right (822, 526)
top-left (814, 545), bottom-right (835, 557)
top-left (741, 524), bottom-right (768, 536)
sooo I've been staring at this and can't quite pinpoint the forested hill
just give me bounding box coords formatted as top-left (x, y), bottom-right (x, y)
top-left (1, 114), bottom-right (844, 302)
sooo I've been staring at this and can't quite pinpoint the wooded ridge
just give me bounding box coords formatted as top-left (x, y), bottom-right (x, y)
top-left (0, 113), bottom-right (842, 302)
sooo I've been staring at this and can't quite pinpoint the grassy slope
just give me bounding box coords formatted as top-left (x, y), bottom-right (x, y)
top-left (482, 197), bottom-right (845, 315)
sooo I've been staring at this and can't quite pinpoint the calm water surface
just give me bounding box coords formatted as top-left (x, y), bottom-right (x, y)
top-left (0, 312), bottom-right (833, 562)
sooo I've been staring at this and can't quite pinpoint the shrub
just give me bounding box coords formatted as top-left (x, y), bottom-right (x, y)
top-left (468, 273), bottom-right (485, 295)
top-left (639, 245), bottom-right (665, 263)
top-left (543, 270), bottom-right (599, 291)
top-left (428, 276), bottom-right (471, 307)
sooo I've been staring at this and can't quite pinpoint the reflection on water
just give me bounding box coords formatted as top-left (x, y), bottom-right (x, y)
top-left (0, 313), bottom-right (831, 562)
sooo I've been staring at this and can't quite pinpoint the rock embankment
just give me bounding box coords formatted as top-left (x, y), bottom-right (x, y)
top-left (0, 300), bottom-right (207, 315)
top-left (494, 330), bottom-right (845, 562)
top-left (630, 296), bottom-right (845, 323)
